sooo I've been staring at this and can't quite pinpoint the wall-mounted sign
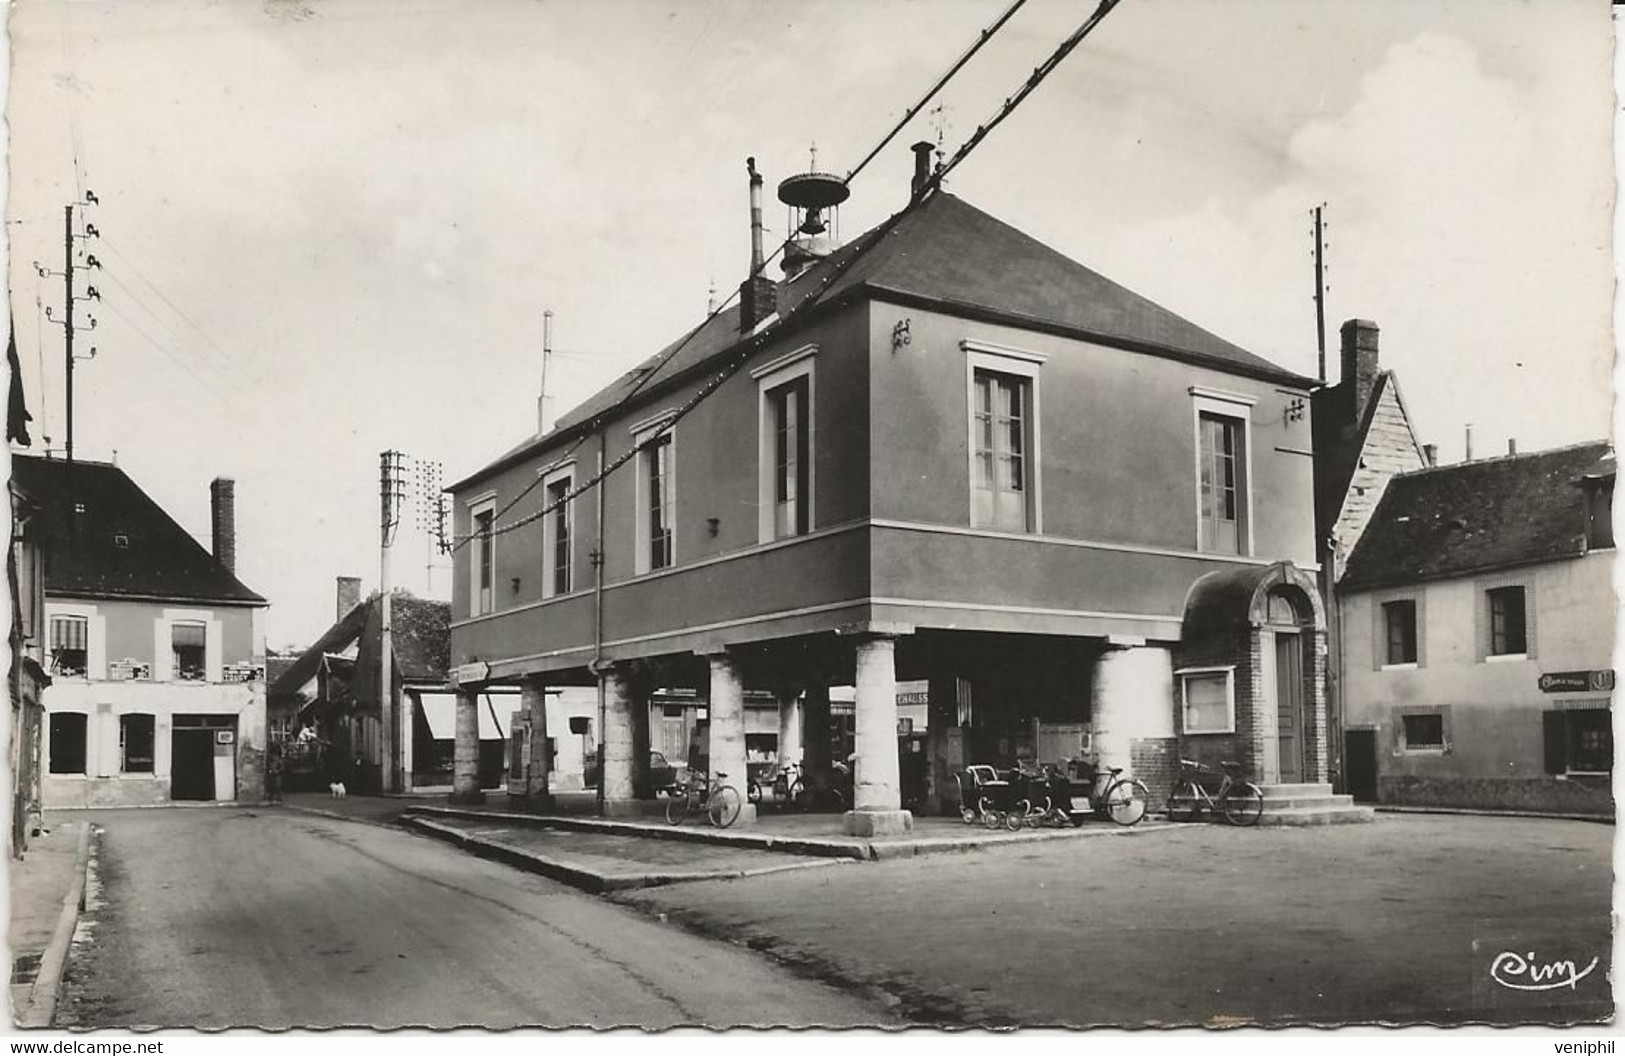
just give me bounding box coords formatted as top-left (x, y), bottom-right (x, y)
top-left (1538, 669), bottom-right (1615, 694)
top-left (215, 730), bottom-right (235, 745)
top-left (453, 661), bottom-right (491, 686)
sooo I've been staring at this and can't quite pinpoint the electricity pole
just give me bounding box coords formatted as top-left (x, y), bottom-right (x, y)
top-left (37, 196), bottom-right (100, 462)
top-left (1312, 203), bottom-right (1328, 383)
top-left (379, 450), bottom-right (405, 792)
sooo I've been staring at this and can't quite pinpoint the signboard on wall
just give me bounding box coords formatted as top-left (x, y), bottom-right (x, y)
top-left (452, 661), bottom-right (491, 686)
top-left (1538, 670), bottom-right (1615, 694)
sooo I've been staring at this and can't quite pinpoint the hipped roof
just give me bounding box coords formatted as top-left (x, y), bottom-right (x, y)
top-left (11, 454), bottom-right (266, 605)
top-left (455, 192), bottom-right (1308, 490)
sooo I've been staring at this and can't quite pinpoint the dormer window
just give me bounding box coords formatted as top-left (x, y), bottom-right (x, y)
top-left (113, 533), bottom-right (130, 549)
top-left (172, 621), bottom-right (208, 681)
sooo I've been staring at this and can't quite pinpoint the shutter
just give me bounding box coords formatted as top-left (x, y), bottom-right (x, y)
top-left (205, 619), bottom-right (224, 682)
top-left (1542, 710), bottom-right (1568, 775)
top-left (152, 620), bottom-right (172, 682)
top-left (89, 615), bottom-right (108, 680)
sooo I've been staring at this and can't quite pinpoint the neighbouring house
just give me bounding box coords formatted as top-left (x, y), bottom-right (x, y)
top-left (268, 580), bottom-right (521, 792)
top-left (446, 146), bottom-right (1358, 831)
top-left (1336, 440), bottom-right (1615, 815)
top-left (9, 333), bottom-right (49, 855)
top-left (14, 456), bottom-right (270, 807)
top-left (1310, 319), bottom-right (1429, 790)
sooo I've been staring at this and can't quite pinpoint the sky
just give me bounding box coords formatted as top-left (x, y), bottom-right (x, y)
top-left (4, 0), bottom-right (1615, 650)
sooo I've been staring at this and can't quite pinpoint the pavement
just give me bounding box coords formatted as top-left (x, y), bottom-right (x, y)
top-left (7, 819), bottom-right (92, 1029)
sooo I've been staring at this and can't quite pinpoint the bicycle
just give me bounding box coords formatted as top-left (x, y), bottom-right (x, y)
top-left (1165, 758), bottom-right (1264, 826)
top-left (665, 770), bottom-right (744, 828)
top-left (1086, 763), bottom-right (1150, 827)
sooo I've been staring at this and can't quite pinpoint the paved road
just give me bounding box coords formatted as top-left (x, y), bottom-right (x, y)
top-left (54, 806), bottom-right (897, 1030)
top-left (620, 813), bottom-right (1615, 1027)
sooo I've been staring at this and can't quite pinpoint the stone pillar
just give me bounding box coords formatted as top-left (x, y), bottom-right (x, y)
top-left (450, 689), bottom-right (484, 804)
top-left (520, 677), bottom-right (553, 806)
top-left (776, 690), bottom-right (804, 769)
top-left (706, 652), bottom-right (757, 826)
top-left (1091, 644), bottom-right (1174, 777)
top-left (599, 664), bottom-right (638, 815)
top-left (845, 635), bottom-right (913, 836)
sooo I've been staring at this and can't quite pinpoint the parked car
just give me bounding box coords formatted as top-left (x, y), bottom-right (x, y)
top-left (584, 749), bottom-right (681, 793)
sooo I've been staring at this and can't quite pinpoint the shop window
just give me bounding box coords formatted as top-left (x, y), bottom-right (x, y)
top-left (1544, 707), bottom-right (1612, 775)
top-left (1487, 585), bottom-right (1527, 658)
top-left (1179, 668), bottom-right (1234, 734)
top-left (172, 621), bottom-right (208, 681)
top-left (49, 713), bottom-right (87, 775)
top-left (1400, 713), bottom-right (1445, 751)
top-left (1383, 600), bottom-right (1418, 666)
top-left (49, 615), bottom-right (89, 678)
top-left (121, 714), bottom-right (156, 773)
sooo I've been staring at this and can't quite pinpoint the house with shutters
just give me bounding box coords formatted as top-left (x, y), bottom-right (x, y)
top-left (12, 455), bottom-right (270, 807)
top-left (1335, 440), bottom-right (1615, 815)
top-left (445, 145), bottom-right (1362, 832)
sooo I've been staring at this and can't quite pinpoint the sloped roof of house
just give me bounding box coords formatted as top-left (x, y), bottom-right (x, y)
top-left (1340, 440), bottom-right (1614, 591)
top-left (10, 455), bottom-right (266, 604)
top-left (456, 191), bottom-right (1308, 488)
top-left (268, 591), bottom-right (450, 706)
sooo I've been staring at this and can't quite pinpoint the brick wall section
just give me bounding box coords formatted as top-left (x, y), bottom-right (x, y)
top-left (1130, 737), bottom-right (1178, 811)
top-left (1171, 629), bottom-right (1261, 781)
top-left (1333, 381), bottom-right (1427, 570)
top-left (1306, 629), bottom-right (1329, 781)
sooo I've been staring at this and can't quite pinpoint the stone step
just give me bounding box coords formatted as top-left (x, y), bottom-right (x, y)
top-left (1259, 783), bottom-right (1335, 798)
top-left (1257, 794), bottom-right (1359, 810)
top-left (1254, 805), bottom-right (1376, 826)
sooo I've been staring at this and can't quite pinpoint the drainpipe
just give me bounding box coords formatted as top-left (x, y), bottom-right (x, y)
top-left (594, 433), bottom-right (607, 813)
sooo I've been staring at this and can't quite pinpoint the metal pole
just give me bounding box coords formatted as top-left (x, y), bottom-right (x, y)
top-left (64, 206), bottom-right (74, 463)
top-left (594, 434), bottom-right (607, 813)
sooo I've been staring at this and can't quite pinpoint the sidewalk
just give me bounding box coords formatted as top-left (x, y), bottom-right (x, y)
top-left (7, 820), bottom-right (92, 1030)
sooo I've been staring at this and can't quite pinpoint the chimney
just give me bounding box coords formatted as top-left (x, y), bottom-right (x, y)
top-left (1423, 443), bottom-right (1438, 467)
top-left (910, 140), bottom-right (935, 201)
top-left (1507, 438), bottom-right (1517, 456)
top-left (1338, 319), bottom-right (1380, 423)
top-left (336, 576), bottom-right (362, 620)
top-left (1465, 423), bottom-right (1474, 462)
top-left (209, 477), bottom-right (236, 575)
top-left (537, 309), bottom-right (555, 436)
top-left (738, 157), bottom-right (777, 334)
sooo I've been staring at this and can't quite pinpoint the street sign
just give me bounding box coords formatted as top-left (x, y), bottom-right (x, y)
top-left (1538, 669), bottom-right (1615, 694)
top-left (453, 661), bottom-right (491, 686)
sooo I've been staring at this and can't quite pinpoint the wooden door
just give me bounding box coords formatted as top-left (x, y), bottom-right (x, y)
top-left (170, 729), bottom-right (216, 801)
top-left (1275, 632), bottom-right (1305, 784)
top-left (1344, 729), bottom-right (1378, 802)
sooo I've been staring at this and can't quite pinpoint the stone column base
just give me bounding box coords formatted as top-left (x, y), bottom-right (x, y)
top-left (730, 803), bottom-right (758, 828)
top-left (448, 789), bottom-right (487, 806)
top-left (843, 808), bottom-right (913, 837)
top-left (600, 797), bottom-right (646, 818)
top-left (517, 793), bottom-right (555, 813)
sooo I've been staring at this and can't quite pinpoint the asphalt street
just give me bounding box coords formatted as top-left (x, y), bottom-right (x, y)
top-left (53, 806), bottom-right (897, 1030)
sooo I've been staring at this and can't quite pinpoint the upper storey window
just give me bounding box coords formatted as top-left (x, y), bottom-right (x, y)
top-left (468, 495), bottom-right (496, 616)
top-left (1191, 388), bottom-right (1255, 556)
top-left (634, 416), bottom-right (676, 574)
top-left (964, 341), bottom-right (1045, 533)
top-left (754, 345), bottom-right (816, 543)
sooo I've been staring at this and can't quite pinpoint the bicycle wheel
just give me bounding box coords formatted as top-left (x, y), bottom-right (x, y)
top-left (665, 788), bottom-right (691, 825)
top-left (1103, 778), bottom-right (1149, 827)
top-left (1221, 782), bottom-right (1265, 827)
top-left (708, 784), bottom-right (743, 828)
top-left (1166, 780), bottom-right (1199, 822)
top-left (788, 778), bottom-right (808, 811)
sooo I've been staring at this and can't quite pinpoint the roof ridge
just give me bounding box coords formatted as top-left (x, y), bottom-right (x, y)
top-left (1393, 437), bottom-right (1611, 478)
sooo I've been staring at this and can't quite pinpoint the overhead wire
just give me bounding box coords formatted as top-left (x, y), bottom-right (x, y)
top-left (452, 0), bottom-right (1125, 550)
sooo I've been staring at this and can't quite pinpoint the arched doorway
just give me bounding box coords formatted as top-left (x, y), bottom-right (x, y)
top-left (1264, 588), bottom-right (1313, 784)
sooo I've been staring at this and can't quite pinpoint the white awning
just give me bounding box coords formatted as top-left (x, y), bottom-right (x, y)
top-left (415, 692), bottom-right (508, 741)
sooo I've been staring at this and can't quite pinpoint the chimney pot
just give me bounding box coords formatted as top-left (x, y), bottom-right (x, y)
top-left (210, 477), bottom-right (236, 575)
top-left (1507, 438), bottom-right (1517, 456)
top-left (1465, 423), bottom-right (1474, 462)
top-left (336, 576), bottom-right (362, 620)
top-left (739, 156), bottom-right (776, 333)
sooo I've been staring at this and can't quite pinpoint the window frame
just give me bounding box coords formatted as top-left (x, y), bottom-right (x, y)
top-left (1546, 703), bottom-right (1612, 777)
top-left (1381, 598), bottom-right (1419, 668)
top-left (540, 462), bottom-right (576, 599)
top-left (753, 345), bottom-right (817, 544)
top-left (964, 341), bottom-right (1046, 534)
top-left (467, 493), bottom-right (497, 616)
top-left (1394, 705), bottom-right (1452, 755)
top-left (120, 713), bottom-right (156, 774)
top-left (633, 414), bottom-right (677, 575)
top-left (171, 620), bottom-right (208, 682)
top-left (48, 613), bottom-right (90, 678)
top-left (1190, 388), bottom-right (1255, 557)
top-left (1177, 666), bottom-right (1236, 735)
top-left (1482, 581), bottom-right (1533, 661)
